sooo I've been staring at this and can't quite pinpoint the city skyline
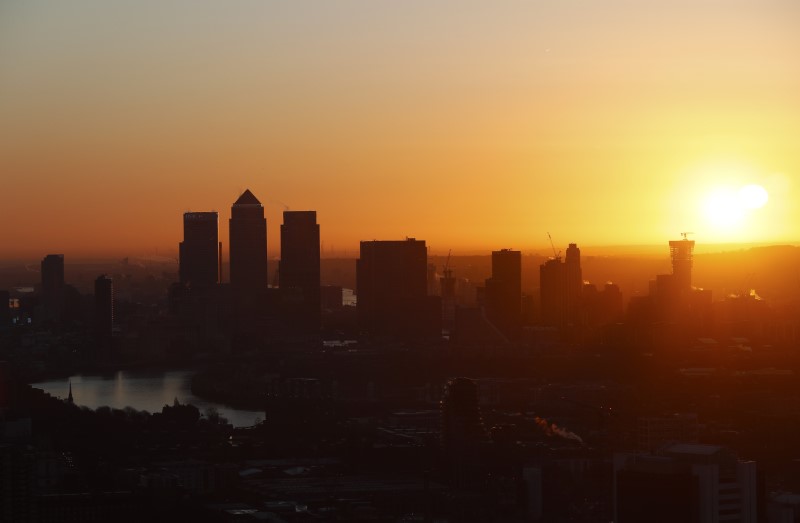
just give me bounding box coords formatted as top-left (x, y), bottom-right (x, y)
top-left (2, 2), bottom-right (798, 258)
top-left (3, 3), bottom-right (799, 521)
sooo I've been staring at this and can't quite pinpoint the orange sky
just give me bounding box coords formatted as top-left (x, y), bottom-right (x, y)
top-left (1, 1), bottom-right (798, 259)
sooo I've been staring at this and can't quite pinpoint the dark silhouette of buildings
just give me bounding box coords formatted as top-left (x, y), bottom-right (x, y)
top-left (179, 212), bottom-right (220, 288)
top-left (229, 190), bottom-right (267, 303)
top-left (41, 254), bottom-right (65, 323)
top-left (279, 211), bottom-right (321, 333)
top-left (356, 239), bottom-right (438, 338)
top-left (484, 249), bottom-right (522, 339)
top-left (320, 285), bottom-right (343, 310)
top-left (94, 275), bottom-right (113, 355)
top-left (629, 235), bottom-right (711, 330)
top-left (539, 243), bottom-right (582, 327)
top-left (440, 377), bottom-right (486, 452)
top-left (614, 444), bottom-right (756, 523)
top-left (582, 281), bottom-right (624, 327)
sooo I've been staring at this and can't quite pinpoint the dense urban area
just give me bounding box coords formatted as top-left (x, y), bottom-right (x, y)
top-left (2, 191), bottom-right (800, 522)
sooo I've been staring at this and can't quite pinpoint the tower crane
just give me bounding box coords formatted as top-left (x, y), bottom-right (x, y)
top-left (547, 232), bottom-right (561, 259)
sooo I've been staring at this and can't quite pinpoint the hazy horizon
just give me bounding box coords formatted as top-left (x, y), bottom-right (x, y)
top-left (2, 239), bottom-right (798, 265)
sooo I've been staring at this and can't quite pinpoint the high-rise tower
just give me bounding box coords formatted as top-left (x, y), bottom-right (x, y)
top-left (179, 212), bottom-right (220, 287)
top-left (280, 211), bottom-right (321, 331)
top-left (540, 242), bottom-right (583, 327)
top-left (41, 254), bottom-right (65, 322)
top-left (669, 234), bottom-right (695, 292)
top-left (229, 190), bottom-right (267, 317)
top-left (94, 274), bottom-right (113, 354)
top-left (565, 243), bottom-right (583, 324)
top-left (485, 249), bottom-right (522, 339)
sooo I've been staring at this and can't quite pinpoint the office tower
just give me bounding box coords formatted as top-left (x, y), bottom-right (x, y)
top-left (41, 254), bottom-right (65, 323)
top-left (356, 238), bottom-right (431, 337)
top-left (614, 444), bottom-right (757, 523)
top-left (279, 211), bottom-right (321, 331)
top-left (229, 190), bottom-right (267, 300)
top-left (539, 243), bottom-right (583, 328)
top-left (441, 377), bottom-right (489, 496)
top-left (484, 249), bottom-right (521, 339)
top-left (179, 212), bottom-right (220, 287)
top-left (564, 243), bottom-right (582, 323)
top-left (669, 234), bottom-right (695, 292)
top-left (540, 257), bottom-right (565, 327)
top-left (94, 275), bottom-right (113, 354)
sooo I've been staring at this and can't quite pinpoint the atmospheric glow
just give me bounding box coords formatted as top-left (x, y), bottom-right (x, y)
top-left (0, 3), bottom-right (798, 257)
top-left (705, 188), bottom-right (746, 228)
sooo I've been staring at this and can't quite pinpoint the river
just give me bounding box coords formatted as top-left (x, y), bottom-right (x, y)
top-left (31, 370), bottom-right (263, 428)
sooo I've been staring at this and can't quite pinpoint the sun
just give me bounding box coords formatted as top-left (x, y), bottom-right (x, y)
top-left (703, 184), bottom-right (768, 229)
top-left (738, 184), bottom-right (768, 210)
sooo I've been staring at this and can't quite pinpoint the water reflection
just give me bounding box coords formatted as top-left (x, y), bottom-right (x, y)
top-left (32, 370), bottom-right (262, 428)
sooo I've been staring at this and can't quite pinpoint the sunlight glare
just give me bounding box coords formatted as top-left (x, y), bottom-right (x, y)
top-left (738, 184), bottom-right (768, 209)
top-left (704, 188), bottom-right (745, 227)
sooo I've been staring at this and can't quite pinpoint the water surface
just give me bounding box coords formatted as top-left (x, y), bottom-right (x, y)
top-left (32, 370), bottom-right (263, 427)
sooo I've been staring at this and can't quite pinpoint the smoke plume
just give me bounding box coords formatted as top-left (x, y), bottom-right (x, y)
top-left (534, 416), bottom-right (584, 445)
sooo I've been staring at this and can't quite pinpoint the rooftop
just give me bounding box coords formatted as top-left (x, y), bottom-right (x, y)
top-left (234, 189), bottom-right (262, 206)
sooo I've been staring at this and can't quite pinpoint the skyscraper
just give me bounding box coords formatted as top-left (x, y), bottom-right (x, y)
top-left (356, 239), bottom-right (431, 337)
top-left (669, 234), bottom-right (695, 292)
top-left (485, 249), bottom-right (522, 339)
top-left (94, 274), bottom-right (113, 354)
top-left (41, 254), bottom-right (64, 323)
top-left (280, 211), bottom-right (321, 331)
top-left (539, 243), bottom-right (583, 327)
top-left (229, 190), bottom-right (267, 299)
top-left (179, 212), bottom-right (220, 287)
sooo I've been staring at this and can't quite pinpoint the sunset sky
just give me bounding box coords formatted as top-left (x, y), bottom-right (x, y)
top-left (1, 1), bottom-right (798, 259)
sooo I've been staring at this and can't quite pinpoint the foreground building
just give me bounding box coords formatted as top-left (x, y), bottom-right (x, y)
top-left (614, 443), bottom-right (757, 523)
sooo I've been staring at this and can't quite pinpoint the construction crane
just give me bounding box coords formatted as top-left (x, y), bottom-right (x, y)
top-left (547, 232), bottom-right (561, 259)
top-left (680, 231), bottom-right (694, 240)
top-left (443, 249), bottom-right (452, 276)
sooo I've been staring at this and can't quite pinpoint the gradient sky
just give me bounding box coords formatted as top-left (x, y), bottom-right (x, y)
top-left (1, 1), bottom-right (798, 259)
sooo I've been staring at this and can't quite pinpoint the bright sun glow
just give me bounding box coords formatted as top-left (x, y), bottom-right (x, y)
top-left (738, 184), bottom-right (769, 210)
top-left (704, 184), bottom-right (768, 228)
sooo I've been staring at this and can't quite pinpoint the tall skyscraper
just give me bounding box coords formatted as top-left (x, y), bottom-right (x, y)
top-left (280, 211), bottom-right (321, 331)
top-left (94, 274), bottom-right (113, 354)
top-left (179, 212), bottom-right (220, 287)
top-left (356, 239), bottom-right (430, 337)
top-left (485, 249), bottom-right (521, 339)
top-left (540, 243), bottom-right (583, 327)
top-left (229, 190), bottom-right (267, 299)
top-left (669, 234), bottom-right (695, 292)
top-left (41, 254), bottom-right (65, 323)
